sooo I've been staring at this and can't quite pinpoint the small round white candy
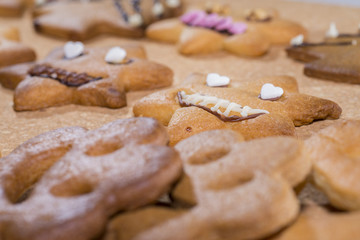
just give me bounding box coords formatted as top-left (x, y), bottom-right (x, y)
top-left (64, 41), bottom-right (85, 59)
top-left (105, 47), bottom-right (127, 64)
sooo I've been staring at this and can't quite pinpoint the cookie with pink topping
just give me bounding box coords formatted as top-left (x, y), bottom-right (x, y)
top-left (146, 9), bottom-right (270, 57)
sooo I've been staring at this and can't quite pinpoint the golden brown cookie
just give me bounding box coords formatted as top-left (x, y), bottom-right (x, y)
top-left (305, 120), bottom-right (360, 210)
top-left (146, 9), bottom-right (270, 57)
top-left (133, 73), bottom-right (341, 145)
top-left (115, 130), bottom-right (311, 240)
top-left (0, 27), bottom-right (36, 68)
top-left (0, 0), bottom-right (25, 17)
top-left (0, 117), bottom-right (182, 240)
top-left (286, 24), bottom-right (360, 84)
top-left (272, 204), bottom-right (360, 240)
top-left (104, 206), bottom-right (186, 240)
top-left (33, 0), bottom-right (184, 41)
top-left (1, 43), bottom-right (173, 111)
top-left (243, 8), bottom-right (307, 45)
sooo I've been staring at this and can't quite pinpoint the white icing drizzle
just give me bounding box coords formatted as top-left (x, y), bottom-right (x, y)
top-left (179, 91), bottom-right (269, 117)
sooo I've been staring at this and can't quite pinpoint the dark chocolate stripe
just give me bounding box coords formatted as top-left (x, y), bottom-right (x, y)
top-left (28, 64), bottom-right (102, 87)
top-left (177, 91), bottom-right (265, 122)
top-left (114, 0), bottom-right (129, 22)
top-left (293, 41), bottom-right (354, 48)
top-left (338, 33), bottom-right (360, 38)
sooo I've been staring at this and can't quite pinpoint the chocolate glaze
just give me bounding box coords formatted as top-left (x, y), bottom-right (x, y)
top-left (338, 33), bottom-right (360, 38)
top-left (177, 91), bottom-right (265, 122)
top-left (28, 64), bottom-right (102, 87)
top-left (245, 15), bottom-right (272, 22)
top-left (292, 41), bottom-right (354, 48)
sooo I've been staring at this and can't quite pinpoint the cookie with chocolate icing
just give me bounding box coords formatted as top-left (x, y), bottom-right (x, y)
top-left (1, 42), bottom-right (173, 111)
top-left (0, 0), bottom-right (25, 17)
top-left (133, 73), bottom-right (341, 145)
top-left (286, 23), bottom-right (360, 84)
top-left (0, 27), bottom-right (36, 68)
top-left (33, 0), bottom-right (184, 41)
top-left (243, 8), bottom-right (307, 45)
top-left (146, 9), bottom-right (270, 57)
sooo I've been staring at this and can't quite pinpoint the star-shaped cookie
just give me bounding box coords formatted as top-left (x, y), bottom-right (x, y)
top-left (0, 43), bottom-right (173, 111)
top-left (146, 7), bottom-right (306, 57)
top-left (286, 24), bottom-right (360, 84)
top-left (33, 0), bottom-right (184, 40)
top-left (0, 0), bottom-right (25, 17)
top-left (133, 73), bottom-right (341, 145)
top-left (0, 27), bottom-right (36, 68)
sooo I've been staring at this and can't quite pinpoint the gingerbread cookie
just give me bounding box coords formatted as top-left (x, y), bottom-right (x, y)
top-left (0, 117), bottom-right (182, 240)
top-left (0, 0), bottom-right (25, 17)
top-left (287, 23), bottom-right (360, 84)
top-left (33, 0), bottom-right (184, 41)
top-left (242, 8), bottom-right (307, 45)
top-left (272, 204), bottom-right (360, 240)
top-left (0, 27), bottom-right (36, 68)
top-left (146, 9), bottom-right (270, 56)
top-left (1, 42), bottom-right (173, 111)
top-left (105, 130), bottom-right (311, 240)
top-left (133, 73), bottom-right (341, 145)
top-left (305, 120), bottom-right (360, 210)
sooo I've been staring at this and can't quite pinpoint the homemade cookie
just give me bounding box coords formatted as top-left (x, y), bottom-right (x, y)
top-left (0, 27), bottom-right (36, 68)
top-left (286, 23), bottom-right (360, 84)
top-left (33, 0), bottom-right (184, 40)
top-left (146, 9), bottom-right (270, 56)
top-left (107, 130), bottom-right (311, 240)
top-left (0, 42), bottom-right (173, 111)
top-left (242, 8), bottom-right (307, 44)
top-left (104, 206), bottom-right (186, 240)
top-left (0, 0), bottom-right (25, 17)
top-left (133, 73), bottom-right (341, 145)
top-left (272, 204), bottom-right (360, 240)
top-left (305, 120), bottom-right (360, 210)
top-left (0, 117), bottom-right (182, 240)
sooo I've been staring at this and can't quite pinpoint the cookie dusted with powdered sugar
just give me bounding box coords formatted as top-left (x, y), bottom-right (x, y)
top-left (0, 117), bottom-right (182, 240)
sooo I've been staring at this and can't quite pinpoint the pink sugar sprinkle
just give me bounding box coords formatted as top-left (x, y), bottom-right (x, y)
top-left (203, 13), bottom-right (221, 28)
top-left (215, 16), bottom-right (233, 31)
top-left (228, 22), bottom-right (247, 35)
top-left (180, 10), bottom-right (203, 24)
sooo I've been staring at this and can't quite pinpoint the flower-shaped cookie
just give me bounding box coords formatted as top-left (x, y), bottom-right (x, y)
top-left (287, 23), bottom-right (360, 84)
top-left (0, 42), bottom-right (173, 111)
top-left (0, 117), bottom-right (181, 240)
top-left (33, 0), bottom-right (184, 40)
top-left (133, 73), bottom-right (341, 145)
top-left (104, 130), bottom-right (311, 240)
top-left (146, 9), bottom-right (270, 56)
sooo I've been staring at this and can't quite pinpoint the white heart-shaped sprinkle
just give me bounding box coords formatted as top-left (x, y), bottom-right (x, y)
top-left (260, 83), bottom-right (284, 100)
top-left (105, 47), bottom-right (127, 64)
top-left (206, 73), bottom-right (230, 87)
top-left (326, 22), bottom-right (339, 38)
top-left (64, 41), bottom-right (84, 59)
top-left (152, 2), bottom-right (165, 16)
top-left (290, 34), bottom-right (304, 46)
top-left (166, 0), bottom-right (180, 8)
top-left (128, 13), bottom-right (143, 27)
